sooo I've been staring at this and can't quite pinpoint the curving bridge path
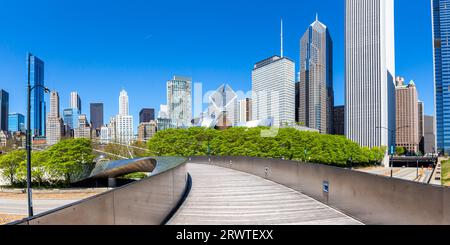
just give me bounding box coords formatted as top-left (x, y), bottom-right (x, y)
top-left (12, 157), bottom-right (448, 225)
top-left (168, 163), bottom-right (362, 225)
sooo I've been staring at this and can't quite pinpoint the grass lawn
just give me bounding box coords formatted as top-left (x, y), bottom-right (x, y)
top-left (442, 159), bottom-right (450, 186)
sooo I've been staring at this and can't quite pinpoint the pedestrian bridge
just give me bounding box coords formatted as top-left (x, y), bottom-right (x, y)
top-left (10, 156), bottom-right (450, 225)
top-left (168, 164), bottom-right (360, 225)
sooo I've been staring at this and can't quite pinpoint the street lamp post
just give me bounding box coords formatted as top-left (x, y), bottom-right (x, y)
top-left (26, 53), bottom-right (50, 217)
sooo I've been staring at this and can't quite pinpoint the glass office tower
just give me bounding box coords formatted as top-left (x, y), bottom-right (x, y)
top-left (63, 108), bottom-right (79, 129)
top-left (298, 16), bottom-right (334, 134)
top-left (432, 0), bottom-right (450, 154)
top-left (28, 54), bottom-right (46, 137)
top-left (8, 113), bottom-right (25, 132)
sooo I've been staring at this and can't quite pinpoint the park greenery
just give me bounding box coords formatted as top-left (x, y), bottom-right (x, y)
top-left (147, 127), bottom-right (387, 167)
top-left (0, 138), bottom-right (96, 187)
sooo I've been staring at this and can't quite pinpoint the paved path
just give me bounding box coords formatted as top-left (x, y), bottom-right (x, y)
top-left (168, 164), bottom-right (362, 225)
top-left (0, 199), bottom-right (79, 216)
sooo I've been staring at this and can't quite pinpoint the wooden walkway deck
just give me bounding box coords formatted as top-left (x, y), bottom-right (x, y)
top-left (168, 164), bottom-right (362, 225)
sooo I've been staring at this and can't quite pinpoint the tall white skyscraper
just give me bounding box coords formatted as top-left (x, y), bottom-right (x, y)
top-left (252, 56), bottom-right (295, 127)
top-left (49, 91), bottom-right (59, 118)
top-left (345, 0), bottom-right (396, 162)
top-left (119, 89), bottom-right (129, 116)
top-left (46, 91), bottom-right (63, 145)
top-left (252, 20), bottom-right (295, 127)
top-left (167, 76), bottom-right (192, 127)
top-left (70, 91), bottom-right (81, 113)
top-left (116, 89), bottom-right (133, 144)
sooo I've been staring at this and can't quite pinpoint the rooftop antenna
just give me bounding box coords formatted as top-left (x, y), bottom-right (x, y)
top-left (280, 18), bottom-right (284, 58)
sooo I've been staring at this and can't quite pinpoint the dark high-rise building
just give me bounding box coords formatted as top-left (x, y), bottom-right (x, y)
top-left (298, 16), bottom-right (334, 134)
top-left (295, 82), bottom-right (300, 123)
top-left (418, 101), bottom-right (425, 153)
top-left (424, 115), bottom-right (437, 154)
top-left (333, 106), bottom-right (344, 136)
top-left (90, 103), bottom-right (104, 130)
top-left (28, 54), bottom-right (46, 137)
top-left (139, 108), bottom-right (155, 123)
top-left (0, 89), bottom-right (9, 131)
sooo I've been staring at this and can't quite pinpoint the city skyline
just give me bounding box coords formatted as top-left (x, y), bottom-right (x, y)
top-left (0, 0), bottom-right (434, 131)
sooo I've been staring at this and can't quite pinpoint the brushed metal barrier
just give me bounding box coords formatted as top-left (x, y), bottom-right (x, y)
top-left (12, 158), bottom-right (188, 225)
top-left (189, 156), bottom-right (450, 225)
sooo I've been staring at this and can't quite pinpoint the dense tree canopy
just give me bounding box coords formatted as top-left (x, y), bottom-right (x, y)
top-left (147, 127), bottom-right (386, 167)
top-left (0, 150), bottom-right (26, 185)
top-left (0, 138), bottom-right (96, 187)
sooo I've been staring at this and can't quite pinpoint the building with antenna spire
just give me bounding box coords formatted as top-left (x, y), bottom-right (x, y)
top-left (280, 18), bottom-right (283, 58)
top-left (251, 18), bottom-right (295, 127)
top-left (298, 15), bottom-right (334, 134)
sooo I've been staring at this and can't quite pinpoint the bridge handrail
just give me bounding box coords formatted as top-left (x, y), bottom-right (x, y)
top-left (189, 156), bottom-right (450, 225)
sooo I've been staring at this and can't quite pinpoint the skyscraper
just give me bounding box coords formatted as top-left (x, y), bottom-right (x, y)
top-left (28, 54), bottom-right (46, 137)
top-left (395, 78), bottom-right (419, 153)
top-left (90, 103), bottom-right (104, 131)
top-left (70, 92), bottom-right (81, 113)
top-left (116, 89), bottom-right (133, 144)
top-left (295, 82), bottom-right (300, 123)
top-left (63, 108), bottom-right (79, 130)
top-left (167, 76), bottom-right (192, 127)
top-left (119, 89), bottom-right (129, 116)
top-left (418, 100), bottom-right (425, 153)
top-left (424, 115), bottom-right (437, 154)
top-left (432, 0), bottom-right (450, 154)
top-left (139, 108), bottom-right (155, 123)
top-left (252, 20), bottom-right (295, 127)
top-left (298, 16), bottom-right (334, 134)
top-left (252, 56), bottom-right (295, 127)
top-left (46, 91), bottom-right (63, 145)
top-left (333, 106), bottom-right (345, 136)
top-left (0, 89), bottom-right (9, 131)
top-left (8, 113), bottom-right (25, 133)
top-left (345, 0), bottom-right (396, 161)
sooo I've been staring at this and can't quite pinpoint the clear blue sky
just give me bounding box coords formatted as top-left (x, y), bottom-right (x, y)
top-left (0, 0), bottom-right (434, 129)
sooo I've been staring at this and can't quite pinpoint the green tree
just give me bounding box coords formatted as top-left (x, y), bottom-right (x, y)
top-left (17, 151), bottom-right (50, 187)
top-left (147, 127), bottom-right (386, 167)
top-left (46, 138), bottom-right (96, 185)
top-left (396, 147), bottom-right (406, 156)
top-left (0, 150), bottom-right (26, 185)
